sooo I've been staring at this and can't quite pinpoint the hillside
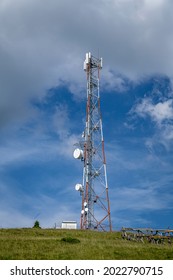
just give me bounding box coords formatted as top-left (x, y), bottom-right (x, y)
top-left (0, 228), bottom-right (173, 260)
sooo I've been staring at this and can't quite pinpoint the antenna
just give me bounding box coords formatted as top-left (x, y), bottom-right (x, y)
top-left (73, 52), bottom-right (112, 231)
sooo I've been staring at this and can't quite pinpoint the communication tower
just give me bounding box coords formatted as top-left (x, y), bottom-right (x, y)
top-left (73, 52), bottom-right (112, 231)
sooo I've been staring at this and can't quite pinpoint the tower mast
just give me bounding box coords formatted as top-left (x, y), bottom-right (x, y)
top-left (74, 52), bottom-right (112, 231)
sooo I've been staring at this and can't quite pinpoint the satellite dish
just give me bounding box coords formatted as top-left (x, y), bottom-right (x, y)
top-left (75, 183), bottom-right (83, 192)
top-left (84, 201), bottom-right (87, 207)
top-left (73, 148), bottom-right (83, 159)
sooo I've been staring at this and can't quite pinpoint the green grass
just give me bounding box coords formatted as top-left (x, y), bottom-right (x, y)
top-left (0, 228), bottom-right (172, 260)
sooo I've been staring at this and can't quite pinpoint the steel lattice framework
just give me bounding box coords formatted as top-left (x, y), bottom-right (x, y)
top-left (73, 52), bottom-right (112, 231)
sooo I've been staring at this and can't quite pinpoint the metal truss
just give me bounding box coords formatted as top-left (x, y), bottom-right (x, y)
top-left (74, 52), bottom-right (112, 231)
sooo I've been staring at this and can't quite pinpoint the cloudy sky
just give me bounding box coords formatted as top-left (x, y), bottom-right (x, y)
top-left (0, 0), bottom-right (173, 230)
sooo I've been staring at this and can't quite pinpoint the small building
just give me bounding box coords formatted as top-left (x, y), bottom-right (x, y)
top-left (61, 221), bottom-right (77, 229)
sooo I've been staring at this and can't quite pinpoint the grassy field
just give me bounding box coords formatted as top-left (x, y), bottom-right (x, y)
top-left (0, 228), bottom-right (173, 260)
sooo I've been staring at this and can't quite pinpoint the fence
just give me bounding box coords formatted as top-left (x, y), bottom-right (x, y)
top-left (121, 227), bottom-right (173, 244)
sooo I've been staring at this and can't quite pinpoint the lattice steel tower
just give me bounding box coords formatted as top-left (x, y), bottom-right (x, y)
top-left (73, 52), bottom-right (112, 231)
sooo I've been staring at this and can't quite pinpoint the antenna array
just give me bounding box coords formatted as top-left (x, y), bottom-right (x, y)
top-left (73, 52), bottom-right (112, 231)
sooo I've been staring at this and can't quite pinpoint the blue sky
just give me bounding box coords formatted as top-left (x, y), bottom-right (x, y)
top-left (0, 0), bottom-right (173, 230)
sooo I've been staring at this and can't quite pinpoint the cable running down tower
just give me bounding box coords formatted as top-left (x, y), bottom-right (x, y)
top-left (73, 52), bottom-right (112, 231)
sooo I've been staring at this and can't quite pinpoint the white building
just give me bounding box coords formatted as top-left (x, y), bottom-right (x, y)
top-left (61, 221), bottom-right (77, 229)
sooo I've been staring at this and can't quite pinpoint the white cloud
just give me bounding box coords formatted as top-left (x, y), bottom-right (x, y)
top-left (145, 123), bottom-right (173, 152)
top-left (0, 143), bottom-right (38, 168)
top-left (111, 184), bottom-right (173, 212)
top-left (0, 134), bottom-right (79, 170)
top-left (130, 96), bottom-right (173, 151)
top-left (162, 124), bottom-right (173, 141)
top-left (0, 176), bottom-right (80, 228)
top-left (0, 98), bottom-right (81, 169)
top-left (133, 98), bottom-right (173, 125)
top-left (0, 193), bottom-right (79, 228)
top-left (52, 104), bottom-right (71, 139)
top-left (0, 209), bottom-right (33, 228)
top-left (1, 0), bottom-right (173, 228)
top-left (1, 0), bottom-right (173, 127)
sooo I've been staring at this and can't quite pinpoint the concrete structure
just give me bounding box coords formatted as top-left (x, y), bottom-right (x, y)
top-left (61, 221), bottom-right (77, 229)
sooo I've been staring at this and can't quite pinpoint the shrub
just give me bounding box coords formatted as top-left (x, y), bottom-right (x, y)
top-left (60, 237), bottom-right (80, 244)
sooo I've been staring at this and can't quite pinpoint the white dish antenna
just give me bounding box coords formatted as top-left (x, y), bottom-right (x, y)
top-left (73, 148), bottom-right (83, 160)
top-left (75, 183), bottom-right (83, 192)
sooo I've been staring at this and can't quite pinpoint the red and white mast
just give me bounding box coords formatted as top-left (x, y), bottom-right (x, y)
top-left (73, 52), bottom-right (112, 231)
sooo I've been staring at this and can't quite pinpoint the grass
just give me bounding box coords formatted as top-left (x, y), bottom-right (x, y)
top-left (0, 228), bottom-right (173, 260)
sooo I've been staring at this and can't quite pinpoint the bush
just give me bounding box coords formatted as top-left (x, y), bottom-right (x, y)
top-left (60, 237), bottom-right (80, 244)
